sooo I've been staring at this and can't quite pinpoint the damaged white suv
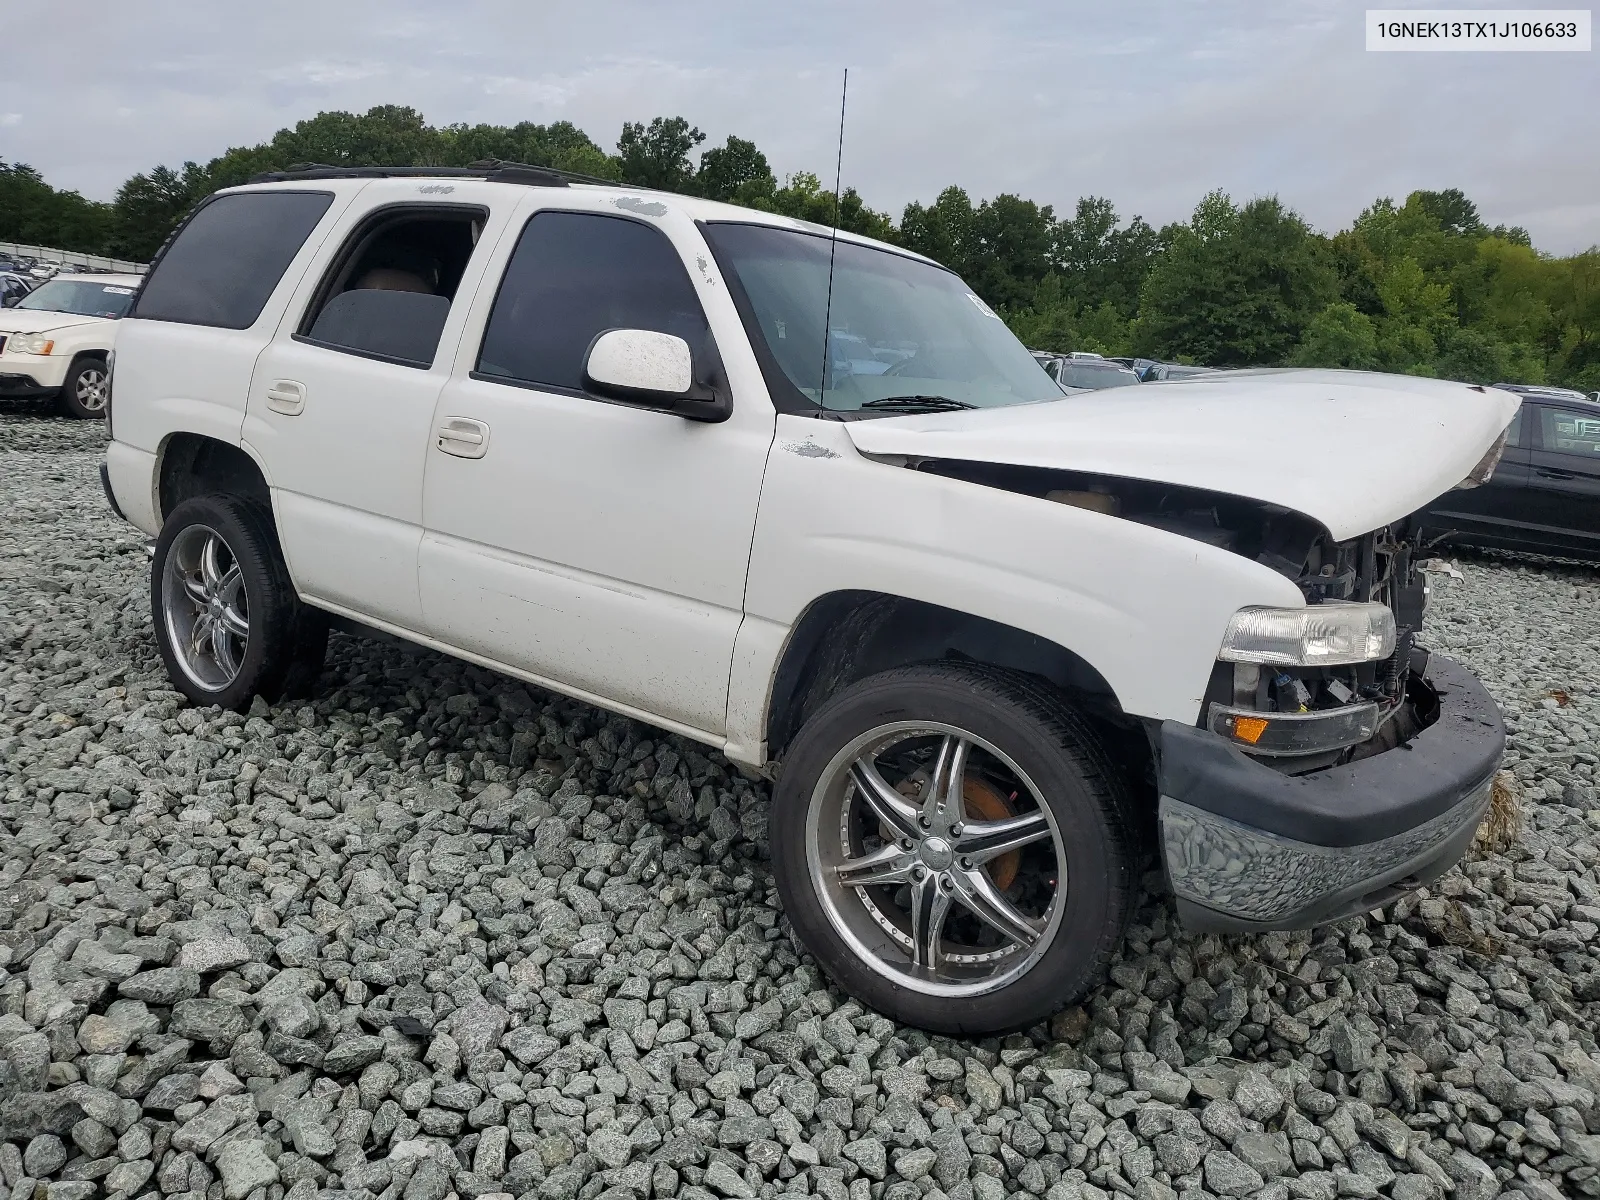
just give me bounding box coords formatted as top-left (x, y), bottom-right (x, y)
top-left (102, 165), bottom-right (1515, 1033)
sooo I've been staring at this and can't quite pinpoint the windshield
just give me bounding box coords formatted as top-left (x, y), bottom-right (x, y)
top-left (15, 279), bottom-right (136, 319)
top-left (1059, 362), bottom-right (1140, 389)
top-left (704, 222), bottom-right (1066, 412)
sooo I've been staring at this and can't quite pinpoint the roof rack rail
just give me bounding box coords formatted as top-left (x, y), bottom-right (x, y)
top-left (245, 160), bottom-right (631, 190)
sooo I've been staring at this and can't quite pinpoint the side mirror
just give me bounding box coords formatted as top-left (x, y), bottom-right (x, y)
top-left (582, 328), bottom-right (730, 422)
top-left (584, 328), bottom-right (694, 399)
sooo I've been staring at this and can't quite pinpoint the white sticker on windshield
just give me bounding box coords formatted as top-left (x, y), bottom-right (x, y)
top-left (965, 292), bottom-right (1000, 319)
top-left (103, 286), bottom-right (134, 295)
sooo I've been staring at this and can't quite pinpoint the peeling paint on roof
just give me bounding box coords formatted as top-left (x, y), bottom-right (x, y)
top-left (614, 196), bottom-right (668, 217)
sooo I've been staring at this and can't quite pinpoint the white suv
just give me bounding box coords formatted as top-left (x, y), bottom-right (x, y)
top-left (102, 165), bottom-right (1516, 1032)
top-left (0, 271), bottom-right (141, 417)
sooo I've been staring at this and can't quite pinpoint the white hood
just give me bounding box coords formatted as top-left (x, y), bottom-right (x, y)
top-left (845, 369), bottom-right (1521, 540)
top-left (0, 310), bottom-right (105, 336)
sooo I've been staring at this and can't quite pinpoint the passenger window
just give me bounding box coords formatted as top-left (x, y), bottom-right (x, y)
top-left (1506, 407), bottom-right (1522, 447)
top-left (1542, 407), bottom-right (1600, 457)
top-left (133, 191), bottom-right (334, 329)
top-left (298, 207), bottom-right (485, 368)
top-left (477, 211), bottom-right (711, 392)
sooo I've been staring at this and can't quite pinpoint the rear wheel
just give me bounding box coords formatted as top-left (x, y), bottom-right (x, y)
top-left (57, 356), bottom-right (109, 419)
top-left (770, 663), bottom-right (1138, 1034)
top-left (151, 495), bottom-right (326, 710)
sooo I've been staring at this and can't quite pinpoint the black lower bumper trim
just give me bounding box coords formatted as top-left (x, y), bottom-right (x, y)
top-left (1158, 653), bottom-right (1504, 931)
top-left (0, 373), bottom-right (53, 397)
top-left (1158, 655), bottom-right (1504, 847)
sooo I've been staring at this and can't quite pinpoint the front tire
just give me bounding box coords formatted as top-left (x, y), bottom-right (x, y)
top-left (770, 663), bottom-right (1138, 1034)
top-left (151, 495), bottom-right (324, 710)
top-left (57, 356), bottom-right (109, 419)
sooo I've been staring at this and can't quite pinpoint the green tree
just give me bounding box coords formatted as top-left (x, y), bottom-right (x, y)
top-left (1134, 192), bottom-right (1337, 366)
top-left (695, 136), bottom-right (775, 203)
top-left (0, 160), bottom-right (114, 253)
top-left (617, 116), bottom-right (704, 191)
top-left (1291, 302), bottom-right (1380, 369)
top-left (1054, 197), bottom-right (1161, 316)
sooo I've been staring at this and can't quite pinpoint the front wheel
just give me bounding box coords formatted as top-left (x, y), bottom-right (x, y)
top-left (151, 495), bottom-right (324, 710)
top-left (770, 664), bottom-right (1138, 1034)
top-left (58, 356), bottom-right (109, 419)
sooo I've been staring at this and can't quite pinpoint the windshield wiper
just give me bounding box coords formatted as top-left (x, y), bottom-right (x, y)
top-left (858, 394), bottom-right (977, 412)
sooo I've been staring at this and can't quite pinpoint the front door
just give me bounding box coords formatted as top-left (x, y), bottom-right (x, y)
top-left (242, 183), bottom-right (513, 631)
top-left (418, 200), bottom-right (774, 739)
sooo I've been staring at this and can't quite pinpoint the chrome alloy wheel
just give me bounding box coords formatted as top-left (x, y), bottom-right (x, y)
top-left (805, 722), bottom-right (1066, 997)
top-left (162, 525), bottom-right (250, 691)
top-left (74, 364), bottom-right (109, 412)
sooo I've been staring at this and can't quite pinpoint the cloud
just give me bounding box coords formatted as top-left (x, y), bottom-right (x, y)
top-left (1, 0), bottom-right (1594, 251)
top-left (0, 113), bottom-right (19, 127)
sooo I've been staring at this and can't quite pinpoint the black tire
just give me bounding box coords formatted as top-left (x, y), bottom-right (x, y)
top-left (770, 663), bottom-right (1138, 1034)
top-left (57, 355), bottom-right (109, 419)
top-left (150, 495), bottom-right (325, 710)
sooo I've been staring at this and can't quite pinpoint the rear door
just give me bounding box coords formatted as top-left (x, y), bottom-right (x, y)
top-left (1521, 405), bottom-right (1600, 555)
top-left (241, 181), bottom-right (516, 631)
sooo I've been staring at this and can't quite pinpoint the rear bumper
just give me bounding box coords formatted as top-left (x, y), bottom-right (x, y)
top-left (1158, 654), bottom-right (1503, 932)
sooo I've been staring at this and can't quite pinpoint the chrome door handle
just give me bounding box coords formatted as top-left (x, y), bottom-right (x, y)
top-left (437, 417), bottom-right (490, 459)
top-left (265, 380), bottom-right (306, 415)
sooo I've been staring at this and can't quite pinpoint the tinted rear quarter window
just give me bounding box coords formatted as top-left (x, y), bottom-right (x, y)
top-left (133, 190), bottom-right (334, 329)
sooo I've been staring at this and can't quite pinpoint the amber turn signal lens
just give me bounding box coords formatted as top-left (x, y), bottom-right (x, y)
top-left (1230, 715), bottom-right (1270, 744)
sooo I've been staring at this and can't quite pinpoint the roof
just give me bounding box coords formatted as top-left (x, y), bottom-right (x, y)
top-left (227, 161), bottom-right (929, 265)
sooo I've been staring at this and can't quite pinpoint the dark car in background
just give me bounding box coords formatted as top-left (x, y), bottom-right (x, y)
top-left (1419, 389), bottom-right (1600, 561)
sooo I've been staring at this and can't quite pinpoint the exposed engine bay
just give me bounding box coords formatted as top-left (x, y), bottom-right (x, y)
top-left (914, 459), bottom-right (1437, 772)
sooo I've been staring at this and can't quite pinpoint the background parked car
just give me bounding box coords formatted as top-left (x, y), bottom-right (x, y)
top-left (1032, 351), bottom-right (1140, 390)
top-left (0, 271), bottom-right (140, 418)
top-left (0, 272), bottom-right (34, 307)
top-left (1493, 381), bottom-right (1590, 402)
top-left (1419, 391), bottom-right (1600, 560)
top-left (1142, 362), bottom-right (1218, 381)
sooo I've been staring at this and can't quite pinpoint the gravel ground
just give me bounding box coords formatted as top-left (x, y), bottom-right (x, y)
top-left (5, 410), bottom-right (1600, 1200)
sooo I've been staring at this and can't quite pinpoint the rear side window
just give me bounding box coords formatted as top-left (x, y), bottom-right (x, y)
top-left (1542, 407), bottom-right (1600, 457)
top-left (297, 205), bottom-right (485, 368)
top-left (133, 191), bottom-right (334, 329)
top-left (477, 211), bottom-right (710, 392)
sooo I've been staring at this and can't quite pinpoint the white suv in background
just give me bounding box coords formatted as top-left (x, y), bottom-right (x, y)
top-left (0, 271), bottom-right (141, 417)
top-left (101, 164), bottom-right (1515, 1033)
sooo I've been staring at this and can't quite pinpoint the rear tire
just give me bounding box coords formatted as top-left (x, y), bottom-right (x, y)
top-left (57, 356), bottom-right (109, 419)
top-left (770, 662), bottom-right (1138, 1035)
top-left (150, 495), bottom-right (325, 710)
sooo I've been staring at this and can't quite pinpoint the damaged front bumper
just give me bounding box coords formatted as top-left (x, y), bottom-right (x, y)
top-left (1158, 654), bottom-right (1503, 933)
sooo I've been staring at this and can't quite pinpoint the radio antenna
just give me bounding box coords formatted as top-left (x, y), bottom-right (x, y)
top-left (818, 68), bottom-right (848, 411)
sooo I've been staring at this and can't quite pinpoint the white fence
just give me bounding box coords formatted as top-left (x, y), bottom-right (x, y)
top-left (1, 241), bottom-right (147, 274)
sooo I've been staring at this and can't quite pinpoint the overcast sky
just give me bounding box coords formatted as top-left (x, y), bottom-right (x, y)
top-left (2, 0), bottom-right (1595, 252)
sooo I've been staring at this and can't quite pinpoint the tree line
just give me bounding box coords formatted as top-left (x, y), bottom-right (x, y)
top-left (4, 104), bottom-right (1596, 391)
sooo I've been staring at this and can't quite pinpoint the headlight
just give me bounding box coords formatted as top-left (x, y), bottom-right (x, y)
top-left (8, 333), bottom-right (55, 355)
top-left (1219, 602), bottom-right (1396, 667)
